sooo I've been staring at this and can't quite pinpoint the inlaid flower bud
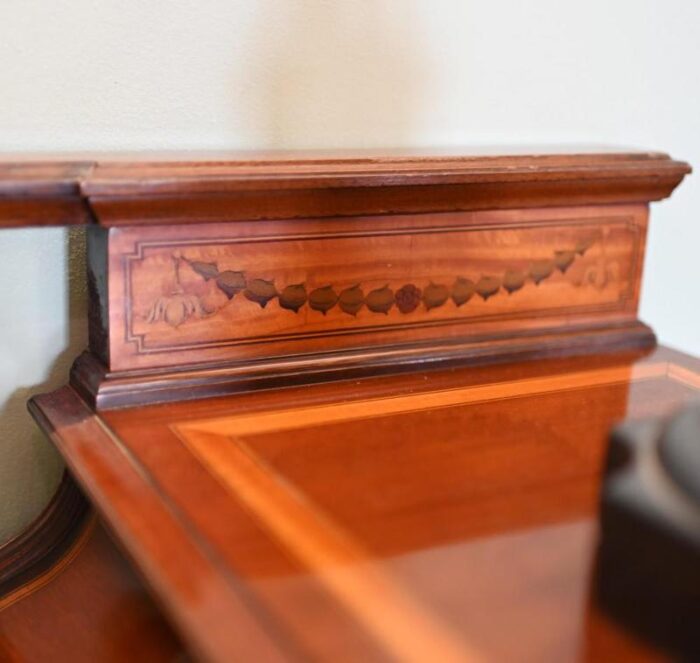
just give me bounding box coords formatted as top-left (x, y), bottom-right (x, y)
top-left (553, 250), bottom-right (576, 273)
top-left (395, 284), bottom-right (422, 313)
top-left (451, 277), bottom-right (475, 306)
top-left (502, 270), bottom-right (525, 294)
top-left (244, 278), bottom-right (278, 308)
top-left (529, 260), bottom-right (555, 285)
top-left (339, 285), bottom-right (364, 316)
top-left (309, 285), bottom-right (339, 315)
top-left (185, 258), bottom-right (219, 281)
top-left (365, 285), bottom-right (394, 314)
top-left (279, 283), bottom-right (307, 313)
top-left (216, 271), bottom-right (246, 299)
top-left (423, 282), bottom-right (449, 311)
top-left (476, 275), bottom-right (501, 300)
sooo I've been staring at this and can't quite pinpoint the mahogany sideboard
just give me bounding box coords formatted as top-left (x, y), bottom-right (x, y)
top-left (0, 147), bottom-right (697, 662)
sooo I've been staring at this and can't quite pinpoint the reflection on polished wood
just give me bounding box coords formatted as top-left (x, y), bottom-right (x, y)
top-left (1, 148), bottom-right (695, 662)
top-left (6, 346), bottom-right (695, 662)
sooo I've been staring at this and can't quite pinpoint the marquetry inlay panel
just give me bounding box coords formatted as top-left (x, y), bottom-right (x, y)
top-left (98, 205), bottom-right (647, 371)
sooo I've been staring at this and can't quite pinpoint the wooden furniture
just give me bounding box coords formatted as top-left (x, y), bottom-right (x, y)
top-left (0, 148), bottom-right (696, 662)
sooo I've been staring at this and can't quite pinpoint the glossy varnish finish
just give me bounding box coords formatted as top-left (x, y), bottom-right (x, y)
top-left (25, 347), bottom-right (700, 661)
top-left (102, 205), bottom-right (647, 369)
top-left (0, 520), bottom-right (187, 662)
top-left (1, 148), bottom-right (688, 407)
top-left (75, 201), bottom-right (658, 407)
top-left (0, 148), bottom-right (690, 227)
top-left (1, 148), bottom-right (695, 662)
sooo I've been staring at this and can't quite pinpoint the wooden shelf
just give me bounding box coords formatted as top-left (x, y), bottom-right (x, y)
top-left (0, 147), bottom-right (690, 228)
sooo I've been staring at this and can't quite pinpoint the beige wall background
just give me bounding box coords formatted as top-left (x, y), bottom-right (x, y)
top-left (0, 0), bottom-right (698, 542)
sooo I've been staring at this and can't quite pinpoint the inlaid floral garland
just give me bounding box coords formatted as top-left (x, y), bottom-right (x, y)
top-left (146, 237), bottom-right (598, 328)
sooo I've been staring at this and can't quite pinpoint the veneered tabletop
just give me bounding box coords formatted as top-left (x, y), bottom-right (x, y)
top-left (30, 346), bottom-right (700, 662)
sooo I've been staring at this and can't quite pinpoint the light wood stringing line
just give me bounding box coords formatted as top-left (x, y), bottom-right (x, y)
top-left (178, 362), bottom-right (679, 438)
top-left (180, 429), bottom-right (479, 663)
top-left (175, 360), bottom-right (699, 663)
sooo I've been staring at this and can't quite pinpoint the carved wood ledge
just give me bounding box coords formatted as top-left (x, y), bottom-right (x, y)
top-left (71, 321), bottom-right (655, 409)
top-left (0, 149), bottom-right (691, 228)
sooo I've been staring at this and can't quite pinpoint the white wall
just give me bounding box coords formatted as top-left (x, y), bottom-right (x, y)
top-left (1, 0), bottom-right (698, 540)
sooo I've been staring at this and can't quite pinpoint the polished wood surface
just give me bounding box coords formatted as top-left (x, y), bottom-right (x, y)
top-left (0, 148), bottom-right (690, 228)
top-left (2, 147), bottom-right (695, 661)
top-left (0, 161), bottom-right (93, 227)
top-left (0, 520), bottom-right (187, 662)
top-left (0, 472), bottom-right (89, 598)
top-left (26, 346), bottom-right (700, 661)
top-left (0, 148), bottom-right (687, 408)
top-left (77, 200), bottom-right (659, 407)
top-left (26, 388), bottom-right (290, 663)
top-left (100, 205), bottom-right (647, 372)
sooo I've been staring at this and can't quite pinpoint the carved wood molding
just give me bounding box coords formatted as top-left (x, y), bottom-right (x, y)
top-left (0, 149), bottom-right (690, 227)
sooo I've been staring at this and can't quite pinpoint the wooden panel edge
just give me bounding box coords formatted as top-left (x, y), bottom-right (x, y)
top-left (88, 175), bottom-right (688, 226)
top-left (0, 150), bottom-right (690, 228)
top-left (72, 320), bottom-right (656, 409)
top-left (26, 386), bottom-right (296, 663)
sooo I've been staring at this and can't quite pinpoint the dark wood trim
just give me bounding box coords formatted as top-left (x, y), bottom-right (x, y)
top-left (71, 320), bottom-right (656, 409)
top-left (0, 471), bottom-right (90, 598)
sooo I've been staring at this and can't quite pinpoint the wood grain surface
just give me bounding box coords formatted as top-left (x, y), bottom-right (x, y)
top-left (0, 521), bottom-right (187, 663)
top-left (105, 206), bottom-right (646, 370)
top-left (75, 203), bottom-right (658, 408)
top-left (0, 148), bottom-right (690, 227)
top-left (2, 147), bottom-right (694, 662)
top-left (24, 346), bottom-right (700, 662)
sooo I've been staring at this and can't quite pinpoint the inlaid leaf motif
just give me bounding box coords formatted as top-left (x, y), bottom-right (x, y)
top-left (575, 237), bottom-right (595, 256)
top-left (502, 270), bottom-right (525, 295)
top-left (309, 285), bottom-right (338, 315)
top-left (365, 285), bottom-right (394, 314)
top-left (339, 285), bottom-right (364, 316)
top-left (151, 235), bottom-right (599, 326)
top-left (279, 283), bottom-right (307, 312)
top-left (423, 282), bottom-right (449, 311)
top-left (185, 259), bottom-right (219, 281)
top-left (395, 284), bottom-right (422, 313)
top-left (476, 275), bottom-right (501, 300)
top-left (553, 251), bottom-right (576, 273)
top-left (244, 279), bottom-right (278, 308)
top-left (529, 260), bottom-right (554, 285)
top-left (216, 271), bottom-right (246, 299)
top-left (451, 277), bottom-right (475, 306)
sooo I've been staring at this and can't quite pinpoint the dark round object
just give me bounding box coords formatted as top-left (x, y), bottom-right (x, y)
top-left (659, 406), bottom-right (700, 505)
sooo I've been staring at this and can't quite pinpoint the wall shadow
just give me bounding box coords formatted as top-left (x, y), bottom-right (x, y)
top-left (0, 227), bottom-right (87, 543)
top-left (231, 0), bottom-right (429, 149)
